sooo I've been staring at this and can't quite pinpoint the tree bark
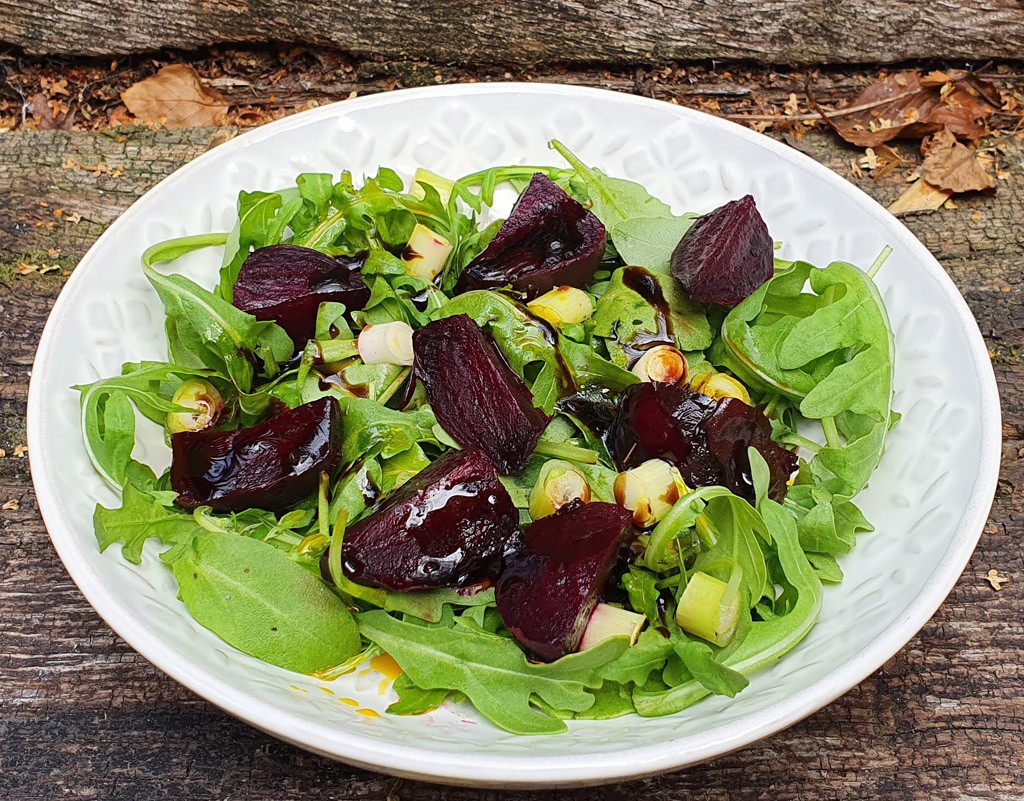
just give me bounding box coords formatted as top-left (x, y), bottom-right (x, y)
top-left (1, 0), bottom-right (1023, 64)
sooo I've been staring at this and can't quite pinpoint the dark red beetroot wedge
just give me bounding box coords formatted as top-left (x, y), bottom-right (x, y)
top-left (413, 314), bottom-right (549, 475)
top-left (342, 448), bottom-right (520, 592)
top-left (496, 501), bottom-right (634, 662)
top-left (171, 397), bottom-right (342, 513)
top-left (233, 244), bottom-right (371, 347)
top-left (454, 173), bottom-right (606, 299)
top-left (610, 382), bottom-right (722, 486)
top-left (706, 398), bottom-right (798, 503)
top-left (670, 195), bottom-right (773, 307)
top-left (609, 383), bottom-right (796, 503)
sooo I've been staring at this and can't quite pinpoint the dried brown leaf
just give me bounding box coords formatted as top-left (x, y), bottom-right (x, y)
top-left (887, 177), bottom-right (953, 215)
top-left (920, 129), bottom-right (997, 193)
top-left (826, 70), bottom-right (1001, 148)
top-left (27, 92), bottom-right (73, 130)
top-left (122, 65), bottom-right (229, 128)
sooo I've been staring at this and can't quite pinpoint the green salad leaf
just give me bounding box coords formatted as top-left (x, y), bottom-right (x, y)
top-left (168, 532), bottom-right (361, 673)
top-left (358, 609), bottom-right (628, 734)
top-left (94, 482), bottom-right (197, 563)
top-left (552, 141), bottom-right (711, 351)
top-left (718, 259), bottom-right (895, 498)
top-left (388, 673), bottom-right (452, 716)
top-left (335, 396), bottom-right (439, 469)
top-left (218, 187), bottom-right (302, 298)
top-left (634, 498), bottom-right (822, 716)
top-left (142, 258), bottom-right (294, 392)
top-left (75, 361), bottom-right (216, 488)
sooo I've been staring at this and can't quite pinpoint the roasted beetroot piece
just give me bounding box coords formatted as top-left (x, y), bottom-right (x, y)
top-left (171, 397), bottom-right (342, 513)
top-left (670, 195), bottom-right (773, 307)
top-left (233, 245), bottom-right (371, 347)
top-left (706, 398), bottom-right (797, 503)
top-left (610, 382), bottom-right (722, 487)
top-left (413, 314), bottom-right (549, 475)
top-left (454, 174), bottom-right (606, 299)
top-left (342, 448), bottom-right (520, 592)
top-left (496, 500), bottom-right (634, 662)
top-left (610, 383), bottom-right (797, 502)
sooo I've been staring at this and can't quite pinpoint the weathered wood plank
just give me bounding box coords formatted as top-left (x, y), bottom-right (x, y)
top-left (3, 126), bottom-right (1023, 271)
top-left (0, 121), bottom-right (1021, 798)
top-left (1, 0), bottom-right (1023, 65)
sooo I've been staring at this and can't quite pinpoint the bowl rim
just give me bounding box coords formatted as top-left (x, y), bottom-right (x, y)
top-left (27, 81), bottom-right (1002, 787)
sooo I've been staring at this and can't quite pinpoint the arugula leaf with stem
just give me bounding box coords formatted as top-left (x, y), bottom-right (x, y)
top-left (718, 254), bottom-right (896, 499)
top-left (633, 497), bottom-right (822, 716)
top-left (142, 257), bottom-right (294, 392)
top-left (75, 361), bottom-right (217, 489)
top-left (142, 232), bottom-right (229, 268)
top-left (93, 481), bottom-right (198, 563)
top-left (551, 141), bottom-right (711, 349)
top-left (357, 609), bottom-right (629, 735)
top-left (218, 187), bottom-right (302, 297)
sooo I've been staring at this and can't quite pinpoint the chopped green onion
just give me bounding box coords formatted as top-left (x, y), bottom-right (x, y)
top-left (532, 438), bottom-right (599, 464)
top-left (676, 570), bottom-right (740, 647)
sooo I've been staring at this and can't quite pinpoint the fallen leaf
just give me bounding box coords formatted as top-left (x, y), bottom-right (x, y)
top-left (1, 499), bottom-right (18, 512)
top-left (27, 92), bottom-right (73, 130)
top-left (920, 129), bottom-right (997, 193)
top-left (824, 70), bottom-right (1001, 148)
top-left (13, 445), bottom-right (28, 458)
top-left (986, 569), bottom-right (1009, 590)
top-left (887, 177), bottom-right (953, 215)
top-left (122, 65), bottom-right (229, 128)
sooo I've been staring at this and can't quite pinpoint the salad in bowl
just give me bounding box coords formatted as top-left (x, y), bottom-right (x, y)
top-left (78, 139), bottom-right (895, 736)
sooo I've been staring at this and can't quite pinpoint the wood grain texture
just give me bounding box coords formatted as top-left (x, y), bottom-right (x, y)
top-left (2, 0), bottom-right (1024, 65)
top-left (0, 110), bottom-right (1022, 799)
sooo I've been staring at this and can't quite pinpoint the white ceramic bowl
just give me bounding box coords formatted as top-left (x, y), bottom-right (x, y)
top-left (28, 84), bottom-right (1001, 787)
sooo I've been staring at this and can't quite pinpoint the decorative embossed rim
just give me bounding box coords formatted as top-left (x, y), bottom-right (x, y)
top-left (28, 83), bottom-right (1001, 787)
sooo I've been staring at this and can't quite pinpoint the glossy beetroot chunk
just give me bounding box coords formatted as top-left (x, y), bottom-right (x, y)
top-left (342, 448), bottom-right (520, 591)
top-left (233, 245), bottom-right (371, 347)
top-left (496, 501), bottom-right (634, 662)
top-left (670, 195), bottom-right (773, 307)
top-left (171, 397), bottom-right (342, 512)
top-left (454, 173), bottom-right (606, 299)
top-left (610, 382), bottom-right (721, 485)
top-left (706, 398), bottom-right (798, 502)
top-left (609, 383), bottom-right (795, 502)
top-left (413, 314), bottom-right (549, 475)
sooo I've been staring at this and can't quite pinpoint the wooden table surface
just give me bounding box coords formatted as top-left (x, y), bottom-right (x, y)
top-left (1, 69), bottom-right (1022, 799)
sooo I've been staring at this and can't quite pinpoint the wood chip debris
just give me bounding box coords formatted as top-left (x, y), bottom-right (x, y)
top-left (1, 500), bottom-right (19, 512)
top-left (12, 445), bottom-right (28, 458)
top-left (17, 263), bottom-right (62, 276)
top-left (986, 569), bottom-right (1010, 590)
top-left (63, 157), bottom-right (124, 178)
